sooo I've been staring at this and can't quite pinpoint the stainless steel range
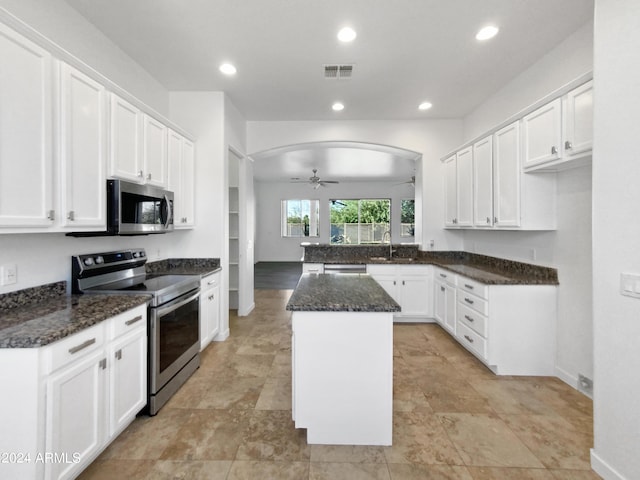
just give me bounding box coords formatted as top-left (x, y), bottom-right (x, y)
top-left (72, 248), bottom-right (200, 415)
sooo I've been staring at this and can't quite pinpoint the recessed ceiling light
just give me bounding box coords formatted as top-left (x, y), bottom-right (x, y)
top-left (332, 102), bottom-right (345, 111)
top-left (219, 63), bottom-right (237, 75)
top-left (418, 102), bottom-right (433, 111)
top-left (476, 25), bottom-right (499, 41)
top-left (337, 27), bottom-right (357, 42)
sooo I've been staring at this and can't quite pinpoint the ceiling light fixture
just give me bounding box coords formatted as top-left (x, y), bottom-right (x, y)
top-left (332, 102), bottom-right (345, 111)
top-left (476, 25), bottom-right (499, 41)
top-left (337, 27), bottom-right (357, 42)
top-left (219, 63), bottom-right (237, 75)
top-left (418, 102), bottom-right (433, 111)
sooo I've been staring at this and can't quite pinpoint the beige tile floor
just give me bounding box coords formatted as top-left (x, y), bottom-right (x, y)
top-left (79, 289), bottom-right (600, 480)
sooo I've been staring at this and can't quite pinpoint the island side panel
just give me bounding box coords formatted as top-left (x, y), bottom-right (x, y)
top-left (291, 311), bottom-right (393, 446)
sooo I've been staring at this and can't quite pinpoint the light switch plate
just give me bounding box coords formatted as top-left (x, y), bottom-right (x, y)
top-left (620, 273), bottom-right (640, 298)
top-left (0, 264), bottom-right (17, 286)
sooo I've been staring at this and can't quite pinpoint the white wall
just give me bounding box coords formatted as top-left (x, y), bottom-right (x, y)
top-left (591, 0), bottom-right (640, 478)
top-left (458, 21), bottom-right (595, 389)
top-left (255, 181), bottom-right (416, 262)
top-left (247, 119), bottom-right (464, 254)
top-left (0, 0), bottom-right (169, 115)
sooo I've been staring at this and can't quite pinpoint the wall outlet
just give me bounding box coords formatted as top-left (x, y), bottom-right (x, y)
top-left (578, 374), bottom-right (593, 397)
top-left (429, 239), bottom-right (435, 249)
top-left (0, 264), bottom-right (17, 286)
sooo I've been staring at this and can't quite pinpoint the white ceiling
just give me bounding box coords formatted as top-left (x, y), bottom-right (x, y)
top-left (63, 0), bottom-right (593, 183)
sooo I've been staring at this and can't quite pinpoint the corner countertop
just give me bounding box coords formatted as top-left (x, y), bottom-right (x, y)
top-left (145, 258), bottom-right (221, 277)
top-left (302, 245), bottom-right (558, 285)
top-left (286, 273), bottom-right (401, 312)
top-left (0, 289), bottom-right (149, 348)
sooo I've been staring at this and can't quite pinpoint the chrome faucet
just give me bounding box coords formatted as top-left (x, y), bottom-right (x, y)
top-left (382, 230), bottom-right (393, 259)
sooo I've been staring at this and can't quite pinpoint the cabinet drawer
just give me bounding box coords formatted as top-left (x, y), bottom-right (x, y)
top-left (302, 263), bottom-right (324, 274)
top-left (201, 272), bottom-right (220, 289)
top-left (47, 322), bottom-right (106, 373)
top-left (110, 304), bottom-right (147, 339)
top-left (458, 277), bottom-right (488, 299)
top-left (457, 321), bottom-right (487, 360)
top-left (435, 268), bottom-right (457, 286)
top-left (457, 303), bottom-right (488, 337)
top-left (458, 290), bottom-right (488, 316)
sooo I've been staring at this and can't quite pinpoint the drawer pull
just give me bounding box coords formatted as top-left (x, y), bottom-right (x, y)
top-left (464, 335), bottom-right (474, 344)
top-left (125, 315), bottom-right (143, 326)
top-left (439, 273), bottom-right (447, 278)
top-left (68, 338), bottom-right (96, 354)
top-left (464, 314), bottom-right (474, 322)
top-left (208, 294), bottom-right (215, 301)
top-left (464, 283), bottom-right (474, 290)
top-left (207, 279), bottom-right (217, 285)
top-left (464, 297), bottom-right (474, 305)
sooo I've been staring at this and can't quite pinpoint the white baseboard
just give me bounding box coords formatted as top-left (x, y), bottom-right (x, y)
top-left (591, 449), bottom-right (628, 480)
top-left (238, 302), bottom-right (255, 317)
top-left (213, 328), bottom-right (230, 341)
top-left (555, 365), bottom-right (593, 399)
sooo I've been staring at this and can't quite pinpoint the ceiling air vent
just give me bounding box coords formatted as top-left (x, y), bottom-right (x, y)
top-left (324, 64), bottom-right (354, 80)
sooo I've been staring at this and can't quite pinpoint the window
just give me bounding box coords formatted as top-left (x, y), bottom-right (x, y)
top-left (281, 200), bottom-right (319, 237)
top-left (401, 199), bottom-right (415, 237)
top-left (330, 199), bottom-right (390, 244)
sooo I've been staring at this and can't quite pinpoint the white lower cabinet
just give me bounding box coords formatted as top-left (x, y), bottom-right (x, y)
top-left (433, 268), bottom-right (457, 335)
top-left (200, 272), bottom-right (221, 350)
top-left (367, 264), bottom-right (432, 320)
top-left (0, 304), bottom-right (147, 480)
top-left (451, 274), bottom-right (556, 376)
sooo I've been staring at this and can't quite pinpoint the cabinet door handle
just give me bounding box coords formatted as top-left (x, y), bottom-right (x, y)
top-left (464, 297), bottom-right (474, 305)
top-left (564, 140), bottom-right (572, 150)
top-left (551, 146), bottom-right (558, 155)
top-left (464, 335), bottom-right (474, 344)
top-left (147, 173), bottom-right (152, 180)
top-left (464, 314), bottom-right (475, 322)
top-left (393, 280), bottom-right (396, 285)
top-left (494, 217), bottom-right (498, 224)
top-left (115, 349), bottom-right (122, 360)
top-left (125, 315), bottom-right (143, 326)
top-left (440, 286), bottom-right (445, 292)
top-left (402, 280), bottom-right (405, 286)
top-left (208, 294), bottom-right (214, 301)
top-left (486, 217), bottom-right (490, 224)
top-left (68, 338), bottom-right (96, 354)
top-left (67, 210), bottom-right (75, 221)
top-left (47, 210), bottom-right (55, 220)
top-left (464, 284), bottom-right (474, 290)
top-left (99, 358), bottom-right (107, 369)
top-left (138, 170), bottom-right (144, 178)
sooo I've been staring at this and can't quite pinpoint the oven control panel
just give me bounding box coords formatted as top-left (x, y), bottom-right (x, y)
top-left (72, 249), bottom-right (147, 274)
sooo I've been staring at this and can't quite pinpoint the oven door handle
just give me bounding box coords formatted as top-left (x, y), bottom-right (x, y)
top-left (156, 290), bottom-right (200, 317)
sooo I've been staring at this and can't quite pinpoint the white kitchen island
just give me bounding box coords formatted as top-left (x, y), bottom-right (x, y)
top-left (286, 273), bottom-right (400, 446)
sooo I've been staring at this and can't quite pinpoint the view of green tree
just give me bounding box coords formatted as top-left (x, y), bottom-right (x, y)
top-left (401, 199), bottom-right (415, 223)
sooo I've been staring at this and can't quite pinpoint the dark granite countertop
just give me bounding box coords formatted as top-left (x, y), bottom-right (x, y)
top-left (146, 258), bottom-right (221, 277)
top-left (303, 245), bottom-right (558, 285)
top-left (0, 290), bottom-right (149, 348)
top-left (286, 273), bottom-right (401, 312)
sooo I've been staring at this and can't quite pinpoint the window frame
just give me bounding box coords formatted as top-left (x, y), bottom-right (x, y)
top-left (280, 199), bottom-right (320, 238)
top-left (329, 198), bottom-right (391, 245)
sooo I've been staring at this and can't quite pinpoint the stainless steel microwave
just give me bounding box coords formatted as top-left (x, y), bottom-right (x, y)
top-left (67, 179), bottom-right (174, 236)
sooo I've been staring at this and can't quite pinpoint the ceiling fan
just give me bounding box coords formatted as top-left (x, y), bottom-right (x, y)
top-left (393, 175), bottom-right (415, 187)
top-left (291, 169), bottom-right (339, 189)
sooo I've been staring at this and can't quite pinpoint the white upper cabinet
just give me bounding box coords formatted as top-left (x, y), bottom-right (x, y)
top-left (0, 24), bottom-right (54, 228)
top-left (562, 80), bottom-right (593, 160)
top-left (522, 98), bottom-right (562, 170)
top-left (109, 93), bottom-right (144, 183)
top-left (455, 146), bottom-right (473, 227)
top-left (59, 63), bottom-right (107, 229)
top-left (524, 80), bottom-right (593, 172)
top-left (493, 122), bottom-right (521, 228)
top-left (473, 135), bottom-right (493, 227)
top-left (142, 114), bottom-right (168, 187)
top-left (444, 154), bottom-right (457, 227)
top-left (168, 129), bottom-right (195, 228)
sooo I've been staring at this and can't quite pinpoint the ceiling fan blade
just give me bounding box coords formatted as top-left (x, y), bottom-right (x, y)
top-left (321, 180), bottom-right (339, 184)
